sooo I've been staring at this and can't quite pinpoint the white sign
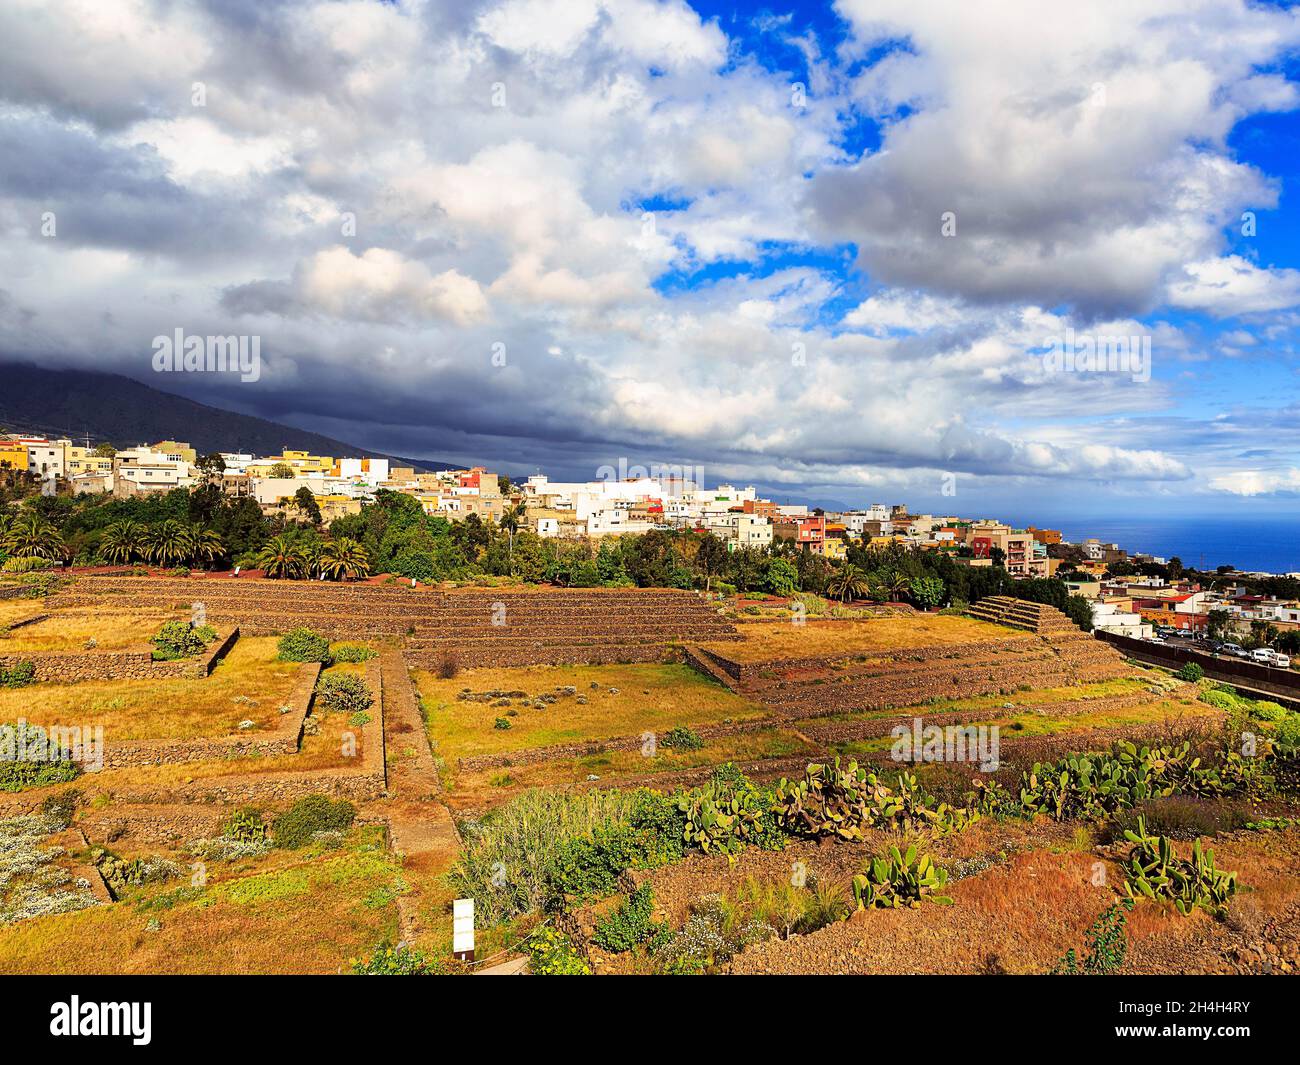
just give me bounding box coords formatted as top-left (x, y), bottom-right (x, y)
top-left (452, 898), bottom-right (474, 957)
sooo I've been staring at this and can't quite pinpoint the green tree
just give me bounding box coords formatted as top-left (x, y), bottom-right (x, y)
top-left (97, 519), bottom-right (144, 564)
top-left (293, 485), bottom-right (322, 525)
top-left (256, 535), bottom-right (308, 579)
top-left (318, 537), bottom-right (370, 580)
top-left (827, 563), bottom-right (869, 603)
top-left (764, 556), bottom-right (799, 596)
top-left (1, 513), bottom-right (65, 560)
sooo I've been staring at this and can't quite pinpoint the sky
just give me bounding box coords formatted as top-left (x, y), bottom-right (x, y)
top-left (2, 0), bottom-right (1300, 521)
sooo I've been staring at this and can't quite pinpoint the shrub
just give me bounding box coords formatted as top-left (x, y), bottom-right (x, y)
top-left (150, 620), bottom-right (216, 660)
top-left (1120, 816), bottom-right (1236, 916)
top-left (0, 661), bottom-right (36, 689)
top-left (1, 556), bottom-right (54, 573)
top-left (350, 943), bottom-right (446, 975)
top-left (851, 845), bottom-right (953, 909)
top-left (437, 653), bottom-right (459, 680)
top-left (661, 726), bottom-right (704, 751)
top-left (592, 884), bottom-right (669, 953)
top-left (1051, 899), bottom-right (1134, 975)
top-left (449, 788), bottom-right (661, 924)
top-left (314, 673), bottom-right (374, 715)
top-left (272, 795), bottom-right (356, 849)
top-left (39, 789), bottom-right (81, 830)
top-left (332, 644), bottom-right (377, 663)
top-left (545, 791), bottom-right (683, 904)
top-left (1176, 662), bottom-right (1204, 682)
top-left (493, 717), bottom-right (511, 730)
top-left (0, 721), bottom-right (81, 791)
top-left (525, 926), bottom-right (590, 975)
top-left (1102, 796), bottom-right (1251, 843)
top-left (276, 627), bottom-right (332, 664)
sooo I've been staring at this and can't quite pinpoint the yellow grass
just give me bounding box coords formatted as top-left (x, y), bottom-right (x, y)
top-left (0, 601), bottom-right (47, 628)
top-left (707, 615), bottom-right (1027, 663)
top-left (0, 608), bottom-right (184, 653)
top-left (0, 841), bottom-right (401, 974)
top-left (414, 662), bottom-right (767, 761)
top-left (0, 637), bottom-right (299, 740)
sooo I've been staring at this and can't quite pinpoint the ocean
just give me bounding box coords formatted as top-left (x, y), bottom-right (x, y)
top-left (1011, 516), bottom-right (1300, 575)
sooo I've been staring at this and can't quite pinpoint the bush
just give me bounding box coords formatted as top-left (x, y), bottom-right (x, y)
top-left (1101, 796), bottom-right (1251, 843)
top-left (222, 808), bottom-right (269, 843)
top-left (661, 726), bottom-right (704, 751)
top-left (437, 653), bottom-right (459, 679)
top-left (350, 943), bottom-right (447, 975)
top-left (276, 627), bottom-right (332, 664)
top-left (1051, 900), bottom-right (1133, 975)
top-left (525, 926), bottom-right (590, 975)
top-left (332, 644), bottom-right (377, 663)
top-left (1176, 662), bottom-right (1204, 682)
top-left (150, 621), bottom-right (216, 660)
top-left (272, 795), bottom-right (356, 849)
top-left (0, 721), bottom-right (81, 791)
top-left (0, 661), bottom-right (36, 689)
top-left (592, 884), bottom-right (669, 953)
top-left (314, 673), bottom-right (374, 715)
top-left (448, 788), bottom-right (666, 925)
top-left (493, 717), bottom-right (511, 730)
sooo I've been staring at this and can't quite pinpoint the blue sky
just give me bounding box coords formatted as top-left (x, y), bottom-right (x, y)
top-left (1, 0), bottom-right (1299, 522)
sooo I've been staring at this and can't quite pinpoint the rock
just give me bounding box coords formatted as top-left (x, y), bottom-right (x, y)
top-left (586, 774), bottom-right (600, 781)
top-left (590, 682), bottom-right (600, 690)
top-left (576, 696), bottom-right (587, 704)
top-left (238, 719), bottom-right (255, 730)
top-left (608, 688), bottom-right (620, 695)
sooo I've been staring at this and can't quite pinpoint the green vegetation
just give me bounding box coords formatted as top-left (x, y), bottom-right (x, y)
top-left (1176, 662), bottom-right (1204, 682)
top-left (272, 795), bottom-right (356, 849)
top-left (0, 661), bottom-right (35, 689)
top-left (851, 845), bottom-right (953, 909)
top-left (332, 644), bottom-right (377, 663)
top-left (525, 926), bottom-right (590, 975)
top-left (150, 620), bottom-right (217, 661)
top-left (660, 725), bottom-right (704, 751)
top-left (592, 884), bottom-right (669, 953)
top-left (1120, 817), bottom-right (1237, 916)
top-left (0, 721), bottom-right (81, 791)
top-left (276, 627), bottom-right (332, 664)
top-left (1051, 900), bottom-right (1134, 975)
top-left (314, 673), bottom-right (374, 716)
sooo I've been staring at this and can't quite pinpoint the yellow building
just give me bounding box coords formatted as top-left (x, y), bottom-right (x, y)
top-left (246, 449), bottom-right (336, 478)
top-left (64, 445), bottom-right (114, 477)
top-left (0, 444), bottom-right (28, 472)
top-left (153, 440), bottom-right (198, 465)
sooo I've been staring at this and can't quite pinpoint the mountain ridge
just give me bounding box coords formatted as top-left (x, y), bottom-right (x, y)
top-left (0, 361), bottom-right (455, 472)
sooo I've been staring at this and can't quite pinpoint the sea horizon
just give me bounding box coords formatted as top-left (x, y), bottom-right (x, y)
top-left (1006, 515), bottom-right (1300, 575)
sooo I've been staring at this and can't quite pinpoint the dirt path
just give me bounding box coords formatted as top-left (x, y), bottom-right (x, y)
top-left (374, 650), bottom-right (461, 945)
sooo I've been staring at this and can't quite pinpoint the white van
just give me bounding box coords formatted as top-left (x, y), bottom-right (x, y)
top-left (1250, 648), bottom-right (1275, 665)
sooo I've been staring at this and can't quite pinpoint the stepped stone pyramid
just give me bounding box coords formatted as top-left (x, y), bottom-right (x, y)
top-left (967, 595), bottom-right (1080, 634)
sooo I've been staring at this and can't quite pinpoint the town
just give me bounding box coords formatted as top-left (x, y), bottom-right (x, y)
top-left (5, 430), bottom-right (1299, 667)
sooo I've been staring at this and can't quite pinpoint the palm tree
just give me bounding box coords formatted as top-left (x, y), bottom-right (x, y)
top-left (2, 513), bottom-right (65, 560)
top-left (142, 519), bottom-right (190, 568)
top-left (318, 538), bottom-right (370, 581)
top-left (885, 570), bottom-right (912, 603)
top-left (255, 535), bottom-right (308, 579)
top-left (500, 502), bottom-right (526, 557)
top-left (828, 564), bottom-right (869, 604)
top-left (185, 525), bottom-right (225, 567)
top-left (98, 520), bottom-right (145, 564)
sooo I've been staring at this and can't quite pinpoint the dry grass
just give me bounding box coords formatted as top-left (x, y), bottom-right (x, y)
top-left (0, 637), bottom-right (299, 740)
top-left (0, 608), bottom-right (186, 653)
top-left (0, 601), bottom-right (47, 628)
top-left (0, 840), bottom-right (401, 974)
top-left (707, 615), bottom-right (1027, 663)
top-left (414, 662), bottom-right (768, 761)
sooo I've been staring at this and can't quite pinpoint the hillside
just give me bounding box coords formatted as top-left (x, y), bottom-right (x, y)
top-left (0, 361), bottom-right (453, 471)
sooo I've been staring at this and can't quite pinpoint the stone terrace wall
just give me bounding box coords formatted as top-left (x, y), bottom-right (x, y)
top-left (100, 660), bottom-right (318, 769)
top-left (0, 626), bottom-right (239, 683)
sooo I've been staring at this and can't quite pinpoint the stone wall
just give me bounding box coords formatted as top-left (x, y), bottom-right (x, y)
top-left (0, 625), bottom-right (239, 683)
top-left (99, 660), bottom-right (318, 768)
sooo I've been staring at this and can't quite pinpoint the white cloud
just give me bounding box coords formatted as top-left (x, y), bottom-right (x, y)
top-left (1167, 255), bottom-right (1300, 316)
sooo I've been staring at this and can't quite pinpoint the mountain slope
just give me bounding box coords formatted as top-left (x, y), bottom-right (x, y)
top-left (0, 361), bottom-right (453, 471)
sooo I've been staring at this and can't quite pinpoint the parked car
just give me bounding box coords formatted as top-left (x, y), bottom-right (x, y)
top-left (1273, 653), bottom-right (1292, 669)
top-left (1250, 648), bottom-right (1274, 664)
top-left (1220, 643), bottom-right (1246, 658)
